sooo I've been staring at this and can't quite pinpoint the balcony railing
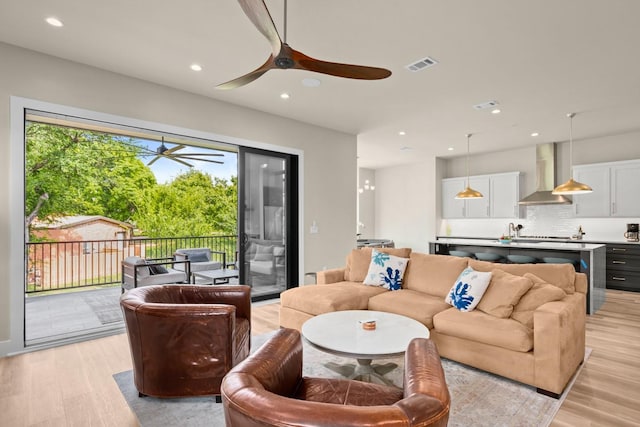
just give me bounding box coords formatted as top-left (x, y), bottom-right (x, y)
top-left (26, 235), bottom-right (237, 293)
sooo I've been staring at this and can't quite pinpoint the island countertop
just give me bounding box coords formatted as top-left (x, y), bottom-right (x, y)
top-left (432, 238), bottom-right (605, 252)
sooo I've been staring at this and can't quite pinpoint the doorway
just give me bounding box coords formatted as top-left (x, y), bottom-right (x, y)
top-left (239, 147), bottom-right (299, 300)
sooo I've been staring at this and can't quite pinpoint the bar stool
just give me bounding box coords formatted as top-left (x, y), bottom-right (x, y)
top-left (449, 250), bottom-right (475, 259)
top-left (474, 252), bottom-right (504, 263)
top-left (507, 254), bottom-right (538, 264)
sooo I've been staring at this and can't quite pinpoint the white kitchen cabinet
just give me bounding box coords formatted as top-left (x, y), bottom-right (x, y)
top-left (574, 160), bottom-right (640, 217)
top-left (441, 178), bottom-right (466, 218)
top-left (573, 165), bottom-right (610, 217)
top-left (491, 172), bottom-right (522, 218)
top-left (441, 172), bottom-right (520, 219)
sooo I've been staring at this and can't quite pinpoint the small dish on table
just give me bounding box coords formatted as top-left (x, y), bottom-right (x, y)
top-left (498, 237), bottom-right (512, 244)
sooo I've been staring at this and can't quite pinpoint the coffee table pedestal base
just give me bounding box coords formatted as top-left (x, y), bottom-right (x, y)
top-left (325, 358), bottom-right (399, 387)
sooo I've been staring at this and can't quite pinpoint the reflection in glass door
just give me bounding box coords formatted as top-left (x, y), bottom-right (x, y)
top-left (238, 148), bottom-right (298, 300)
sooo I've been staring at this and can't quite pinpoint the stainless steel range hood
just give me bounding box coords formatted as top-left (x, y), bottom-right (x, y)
top-left (518, 143), bottom-right (572, 205)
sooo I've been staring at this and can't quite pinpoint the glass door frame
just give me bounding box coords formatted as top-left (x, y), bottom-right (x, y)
top-left (238, 146), bottom-right (299, 301)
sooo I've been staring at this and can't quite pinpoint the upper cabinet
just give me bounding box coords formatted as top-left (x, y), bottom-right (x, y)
top-left (441, 172), bottom-right (521, 219)
top-left (574, 160), bottom-right (640, 217)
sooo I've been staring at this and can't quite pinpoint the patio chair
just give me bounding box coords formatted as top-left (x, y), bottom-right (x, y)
top-left (174, 248), bottom-right (226, 273)
top-left (121, 256), bottom-right (190, 293)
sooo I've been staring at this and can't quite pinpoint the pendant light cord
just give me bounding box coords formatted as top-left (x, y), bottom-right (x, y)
top-left (568, 113), bottom-right (575, 180)
top-left (465, 133), bottom-right (472, 187)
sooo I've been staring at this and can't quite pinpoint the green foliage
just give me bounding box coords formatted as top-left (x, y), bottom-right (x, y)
top-left (26, 123), bottom-right (156, 222)
top-left (25, 122), bottom-right (238, 240)
top-left (132, 170), bottom-right (238, 237)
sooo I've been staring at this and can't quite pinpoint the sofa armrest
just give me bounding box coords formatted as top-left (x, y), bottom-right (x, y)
top-left (575, 272), bottom-right (587, 294)
top-left (533, 292), bottom-right (586, 395)
top-left (316, 268), bottom-right (346, 284)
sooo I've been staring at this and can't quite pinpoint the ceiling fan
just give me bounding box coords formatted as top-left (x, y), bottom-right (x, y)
top-left (216, 0), bottom-right (392, 90)
top-left (141, 138), bottom-right (225, 167)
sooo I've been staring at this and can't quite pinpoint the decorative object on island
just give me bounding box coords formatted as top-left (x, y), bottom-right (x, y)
top-left (455, 133), bottom-right (484, 199)
top-left (552, 113), bottom-right (593, 195)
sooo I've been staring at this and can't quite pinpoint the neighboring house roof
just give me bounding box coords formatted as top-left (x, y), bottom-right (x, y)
top-left (32, 215), bottom-right (133, 230)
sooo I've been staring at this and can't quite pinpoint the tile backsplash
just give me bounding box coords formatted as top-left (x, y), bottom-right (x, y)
top-left (440, 204), bottom-right (639, 242)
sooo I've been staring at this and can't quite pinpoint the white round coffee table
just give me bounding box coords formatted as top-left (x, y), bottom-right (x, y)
top-left (301, 310), bottom-right (429, 386)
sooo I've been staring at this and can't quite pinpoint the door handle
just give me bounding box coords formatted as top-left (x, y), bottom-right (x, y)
top-left (612, 247), bottom-right (626, 251)
top-left (612, 260), bottom-right (626, 264)
top-left (611, 276), bottom-right (626, 281)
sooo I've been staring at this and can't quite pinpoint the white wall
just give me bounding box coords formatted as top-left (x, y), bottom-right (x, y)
top-left (357, 168), bottom-right (375, 238)
top-left (374, 160), bottom-right (438, 252)
top-left (0, 42), bottom-right (357, 355)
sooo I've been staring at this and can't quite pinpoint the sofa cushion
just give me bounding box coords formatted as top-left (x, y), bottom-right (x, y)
top-left (363, 249), bottom-right (409, 290)
top-left (434, 308), bottom-right (533, 353)
top-left (147, 262), bottom-right (169, 275)
top-left (187, 251), bottom-right (210, 263)
top-left (477, 269), bottom-right (534, 318)
top-left (280, 282), bottom-right (388, 316)
top-left (510, 273), bottom-right (567, 329)
top-left (445, 267), bottom-right (492, 312)
top-left (404, 253), bottom-right (469, 298)
top-left (253, 244), bottom-right (274, 261)
top-left (345, 247), bottom-right (412, 282)
top-left (469, 259), bottom-right (576, 294)
top-left (368, 289), bottom-right (451, 329)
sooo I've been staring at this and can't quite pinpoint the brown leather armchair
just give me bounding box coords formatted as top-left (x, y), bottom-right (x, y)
top-left (120, 284), bottom-right (251, 400)
top-left (221, 328), bottom-right (450, 427)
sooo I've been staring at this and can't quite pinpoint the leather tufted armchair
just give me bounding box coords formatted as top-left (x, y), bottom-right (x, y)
top-left (221, 328), bottom-right (450, 427)
top-left (120, 284), bottom-right (251, 400)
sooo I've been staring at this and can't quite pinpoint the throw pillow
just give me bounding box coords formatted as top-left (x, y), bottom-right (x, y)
top-left (445, 267), bottom-right (492, 312)
top-left (511, 273), bottom-right (567, 329)
top-left (187, 252), bottom-right (209, 263)
top-left (345, 247), bottom-right (412, 282)
top-left (362, 249), bottom-right (409, 290)
top-left (253, 244), bottom-right (274, 261)
top-left (147, 264), bottom-right (169, 275)
top-left (476, 269), bottom-right (534, 318)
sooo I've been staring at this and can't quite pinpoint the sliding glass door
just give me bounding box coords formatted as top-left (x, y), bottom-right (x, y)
top-left (238, 147), bottom-right (298, 300)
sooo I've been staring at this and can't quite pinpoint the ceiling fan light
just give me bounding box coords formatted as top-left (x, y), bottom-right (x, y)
top-left (552, 178), bottom-right (593, 195)
top-left (455, 186), bottom-right (484, 199)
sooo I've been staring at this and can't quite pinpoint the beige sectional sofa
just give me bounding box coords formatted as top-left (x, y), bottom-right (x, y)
top-left (279, 247), bottom-right (586, 397)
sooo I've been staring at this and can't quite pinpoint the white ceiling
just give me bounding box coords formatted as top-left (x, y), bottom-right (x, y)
top-left (2, 0), bottom-right (640, 169)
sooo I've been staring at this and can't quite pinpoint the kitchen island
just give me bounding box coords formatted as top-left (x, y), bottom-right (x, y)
top-left (429, 238), bottom-right (606, 314)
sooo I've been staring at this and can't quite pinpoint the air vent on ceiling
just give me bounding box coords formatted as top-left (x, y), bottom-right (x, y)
top-left (405, 56), bottom-right (438, 72)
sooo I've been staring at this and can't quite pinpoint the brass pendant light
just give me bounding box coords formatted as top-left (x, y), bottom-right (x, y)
top-left (552, 113), bottom-right (593, 195)
top-left (455, 133), bottom-right (484, 199)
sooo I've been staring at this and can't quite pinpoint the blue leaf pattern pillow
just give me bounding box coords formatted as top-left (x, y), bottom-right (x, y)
top-left (363, 249), bottom-right (409, 290)
top-left (445, 267), bottom-right (492, 312)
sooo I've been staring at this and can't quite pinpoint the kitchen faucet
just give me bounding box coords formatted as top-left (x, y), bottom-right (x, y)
top-left (508, 223), bottom-right (522, 238)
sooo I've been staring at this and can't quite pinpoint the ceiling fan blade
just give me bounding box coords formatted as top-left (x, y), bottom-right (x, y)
top-left (216, 55), bottom-right (276, 90)
top-left (238, 0), bottom-right (283, 55)
top-left (169, 157), bottom-right (194, 168)
top-left (147, 156), bottom-right (162, 166)
top-left (171, 152), bottom-right (225, 157)
top-left (291, 48), bottom-right (391, 80)
top-left (176, 156), bottom-right (225, 165)
top-left (163, 144), bottom-right (185, 155)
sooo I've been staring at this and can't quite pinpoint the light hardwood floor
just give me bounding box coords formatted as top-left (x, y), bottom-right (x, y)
top-left (0, 291), bottom-right (638, 426)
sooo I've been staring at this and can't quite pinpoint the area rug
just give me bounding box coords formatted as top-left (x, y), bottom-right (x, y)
top-left (82, 292), bottom-right (123, 324)
top-left (114, 333), bottom-right (590, 427)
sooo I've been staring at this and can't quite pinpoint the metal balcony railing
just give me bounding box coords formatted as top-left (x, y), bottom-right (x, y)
top-left (26, 235), bottom-right (237, 293)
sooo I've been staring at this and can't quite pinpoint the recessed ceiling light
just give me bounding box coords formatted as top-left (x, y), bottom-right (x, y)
top-left (448, 147), bottom-right (454, 151)
top-left (302, 78), bottom-right (321, 87)
top-left (190, 64), bottom-right (202, 71)
top-left (46, 17), bottom-right (63, 27)
top-left (398, 131), bottom-right (406, 136)
top-left (531, 132), bottom-right (539, 137)
top-left (491, 108), bottom-right (501, 114)
top-left (261, 163), bottom-right (268, 169)
top-left (280, 93), bottom-right (290, 99)
top-left (400, 146), bottom-right (413, 151)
